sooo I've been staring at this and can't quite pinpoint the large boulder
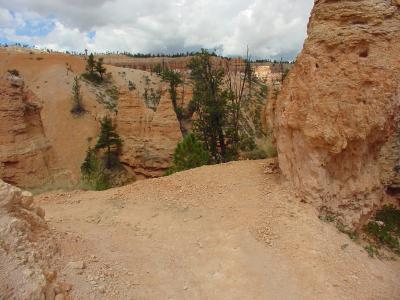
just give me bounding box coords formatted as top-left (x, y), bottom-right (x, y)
top-left (273, 0), bottom-right (400, 225)
top-left (0, 180), bottom-right (59, 299)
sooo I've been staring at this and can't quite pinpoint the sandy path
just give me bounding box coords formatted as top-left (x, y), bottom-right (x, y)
top-left (36, 160), bottom-right (400, 299)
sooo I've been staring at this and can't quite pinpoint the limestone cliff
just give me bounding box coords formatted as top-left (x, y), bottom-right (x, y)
top-left (0, 75), bottom-right (54, 188)
top-left (273, 0), bottom-right (400, 225)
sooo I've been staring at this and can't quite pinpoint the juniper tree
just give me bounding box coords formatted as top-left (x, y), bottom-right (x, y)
top-left (95, 116), bottom-right (122, 169)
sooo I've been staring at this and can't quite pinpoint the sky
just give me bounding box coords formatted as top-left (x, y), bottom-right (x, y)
top-left (0, 0), bottom-right (314, 60)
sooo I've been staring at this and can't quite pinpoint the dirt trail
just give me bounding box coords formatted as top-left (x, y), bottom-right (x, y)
top-left (36, 160), bottom-right (400, 299)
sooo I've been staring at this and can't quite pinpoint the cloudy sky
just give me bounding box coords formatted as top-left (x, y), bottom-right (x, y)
top-left (0, 0), bottom-right (313, 59)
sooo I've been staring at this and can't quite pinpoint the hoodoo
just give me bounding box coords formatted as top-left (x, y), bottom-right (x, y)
top-left (272, 0), bottom-right (400, 225)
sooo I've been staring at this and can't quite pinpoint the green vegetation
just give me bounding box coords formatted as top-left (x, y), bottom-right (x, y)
top-left (336, 221), bottom-right (359, 241)
top-left (7, 69), bottom-right (20, 76)
top-left (81, 147), bottom-right (110, 191)
top-left (95, 57), bottom-right (107, 80)
top-left (188, 50), bottom-right (234, 163)
top-left (364, 205), bottom-right (400, 255)
top-left (95, 116), bottom-right (123, 169)
top-left (70, 76), bottom-right (85, 115)
top-left (142, 75), bottom-right (162, 112)
top-left (166, 134), bottom-right (210, 175)
top-left (82, 53), bottom-right (109, 84)
top-left (364, 244), bottom-right (381, 258)
top-left (128, 80), bottom-right (136, 91)
top-left (80, 117), bottom-right (126, 190)
top-left (161, 68), bottom-right (191, 136)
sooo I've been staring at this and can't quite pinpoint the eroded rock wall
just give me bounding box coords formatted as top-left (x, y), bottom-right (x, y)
top-left (0, 75), bottom-right (54, 188)
top-left (117, 87), bottom-right (183, 178)
top-left (273, 0), bottom-right (400, 225)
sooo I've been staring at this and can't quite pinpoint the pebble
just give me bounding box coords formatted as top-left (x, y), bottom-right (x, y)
top-left (68, 261), bottom-right (86, 270)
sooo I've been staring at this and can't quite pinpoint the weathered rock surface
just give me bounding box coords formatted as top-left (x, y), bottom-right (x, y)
top-left (273, 0), bottom-right (400, 225)
top-left (0, 75), bottom-right (54, 188)
top-left (117, 87), bottom-right (182, 178)
top-left (380, 117), bottom-right (400, 192)
top-left (0, 180), bottom-right (59, 299)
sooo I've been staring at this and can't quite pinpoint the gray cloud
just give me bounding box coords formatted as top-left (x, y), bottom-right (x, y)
top-left (0, 0), bottom-right (314, 59)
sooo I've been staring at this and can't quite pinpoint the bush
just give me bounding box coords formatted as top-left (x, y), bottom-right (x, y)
top-left (80, 147), bottom-right (110, 191)
top-left (364, 205), bottom-right (400, 255)
top-left (166, 134), bottom-right (209, 175)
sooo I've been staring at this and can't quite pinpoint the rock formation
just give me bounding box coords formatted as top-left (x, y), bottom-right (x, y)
top-left (117, 87), bottom-right (183, 178)
top-left (0, 180), bottom-right (63, 299)
top-left (273, 0), bottom-right (400, 225)
top-left (0, 75), bottom-right (54, 188)
top-left (380, 118), bottom-right (400, 193)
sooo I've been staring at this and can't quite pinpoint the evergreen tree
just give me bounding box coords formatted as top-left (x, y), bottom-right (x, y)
top-left (95, 116), bottom-right (122, 169)
top-left (162, 68), bottom-right (187, 135)
top-left (95, 57), bottom-right (107, 80)
top-left (166, 133), bottom-right (209, 175)
top-left (81, 147), bottom-right (97, 175)
top-left (188, 49), bottom-right (233, 163)
top-left (70, 76), bottom-right (84, 115)
top-left (86, 53), bottom-right (96, 75)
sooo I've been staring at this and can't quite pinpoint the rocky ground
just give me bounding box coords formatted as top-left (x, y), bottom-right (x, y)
top-left (33, 160), bottom-right (400, 300)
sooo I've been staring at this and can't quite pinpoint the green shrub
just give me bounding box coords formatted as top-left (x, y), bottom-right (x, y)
top-left (364, 205), bottom-right (400, 255)
top-left (81, 147), bottom-right (111, 191)
top-left (166, 134), bottom-right (209, 175)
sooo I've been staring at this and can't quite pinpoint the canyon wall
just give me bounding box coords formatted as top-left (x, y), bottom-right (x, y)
top-left (273, 0), bottom-right (400, 225)
top-left (0, 75), bottom-right (54, 188)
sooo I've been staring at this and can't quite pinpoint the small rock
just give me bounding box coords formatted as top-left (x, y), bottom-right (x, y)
top-left (68, 261), bottom-right (85, 270)
top-left (21, 191), bottom-right (34, 209)
top-left (98, 285), bottom-right (106, 294)
top-left (35, 207), bottom-right (45, 219)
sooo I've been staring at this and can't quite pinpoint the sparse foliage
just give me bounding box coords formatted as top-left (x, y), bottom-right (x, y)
top-left (70, 76), bottom-right (85, 115)
top-left (96, 58), bottom-right (107, 80)
top-left (162, 68), bottom-right (189, 135)
top-left (83, 53), bottom-right (108, 84)
top-left (95, 116), bottom-right (123, 169)
top-left (81, 147), bottom-right (110, 191)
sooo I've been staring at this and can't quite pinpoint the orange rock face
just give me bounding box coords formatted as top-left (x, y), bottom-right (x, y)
top-left (0, 75), bottom-right (54, 188)
top-left (117, 87), bottom-right (182, 178)
top-left (274, 0), bottom-right (400, 224)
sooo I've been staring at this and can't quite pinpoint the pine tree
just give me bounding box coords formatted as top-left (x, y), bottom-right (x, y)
top-left (81, 147), bottom-right (97, 175)
top-left (86, 53), bottom-right (96, 75)
top-left (188, 49), bottom-right (231, 163)
top-left (70, 76), bottom-right (84, 115)
top-left (95, 116), bottom-right (122, 169)
top-left (95, 58), bottom-right (106, 80)
top-left (166, 133), bottom-right (209, 175)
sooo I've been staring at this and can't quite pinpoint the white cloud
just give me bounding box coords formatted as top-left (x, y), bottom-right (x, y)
top-left (0, 0), bottom-right (314, 59)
